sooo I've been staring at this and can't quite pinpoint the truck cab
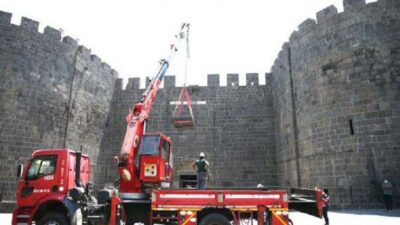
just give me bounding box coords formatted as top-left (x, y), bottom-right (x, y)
top-left (12, 149), bottom-right (124, 225)
top-left (12, 149), bottom-right (90, 225)
top-left (139, 133), bottom-right (173, 187)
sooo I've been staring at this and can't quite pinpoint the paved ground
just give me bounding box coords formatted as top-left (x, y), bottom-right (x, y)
top-left (289, 209), bottom-right (400, 225)
top-left (2, 209), bottom-right (400, 225)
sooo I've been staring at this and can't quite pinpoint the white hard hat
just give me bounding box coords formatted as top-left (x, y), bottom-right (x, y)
top-left (199, 152), bottom-right (205, 157)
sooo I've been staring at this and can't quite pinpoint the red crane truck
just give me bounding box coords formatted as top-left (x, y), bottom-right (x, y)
top-left (12, 149), bottom-right (123, 225)
top-left (12, 24), bottom-right (324, 225)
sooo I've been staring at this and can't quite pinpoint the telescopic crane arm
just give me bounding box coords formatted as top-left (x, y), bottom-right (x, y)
top-left (118, 23), bottom-right (190, 195)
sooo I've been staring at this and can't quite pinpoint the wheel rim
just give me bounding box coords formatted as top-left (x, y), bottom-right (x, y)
top-left (45, 221), bottom-right (60, 225)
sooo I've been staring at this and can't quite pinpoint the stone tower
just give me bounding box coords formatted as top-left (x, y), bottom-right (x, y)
top-left (272, 0), bottom-right (400, 208)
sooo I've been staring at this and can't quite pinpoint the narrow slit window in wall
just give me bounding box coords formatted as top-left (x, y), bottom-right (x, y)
top-left (349, 119), bottom-right (354, 135)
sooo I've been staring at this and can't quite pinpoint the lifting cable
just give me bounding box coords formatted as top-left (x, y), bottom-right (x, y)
top-left (172, 24), bottom-right (195, 128)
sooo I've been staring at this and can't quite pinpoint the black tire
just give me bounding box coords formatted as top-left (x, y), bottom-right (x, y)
top-left (38, 213), bottom-right (68, 225)
top-left (289, 219), bottom-right (293, 225)
top-left (199, 213), bottom-right (230, 225)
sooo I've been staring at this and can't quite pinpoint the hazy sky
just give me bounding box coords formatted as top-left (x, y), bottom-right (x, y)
top-left (0, 0), bottom-right (375, 87)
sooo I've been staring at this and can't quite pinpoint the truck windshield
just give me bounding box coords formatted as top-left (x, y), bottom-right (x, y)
top-left (26, 155), bottom-right (57, 180)
top-left (139, 135), bottom-right (160, 155)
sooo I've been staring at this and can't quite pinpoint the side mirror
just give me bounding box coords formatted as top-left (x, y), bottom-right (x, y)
top-left (17, 164), bottom-right (24, 178)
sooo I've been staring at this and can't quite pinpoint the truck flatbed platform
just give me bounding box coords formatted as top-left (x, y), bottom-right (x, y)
top-left (152, 189), bottom-right (288, 210)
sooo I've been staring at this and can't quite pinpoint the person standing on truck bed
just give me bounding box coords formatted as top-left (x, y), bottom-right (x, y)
top-left (192, 152), bottom-right (209, 189)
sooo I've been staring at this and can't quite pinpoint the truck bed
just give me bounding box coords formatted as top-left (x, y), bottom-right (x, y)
top-left (152, 189), bottom-right (288, 210)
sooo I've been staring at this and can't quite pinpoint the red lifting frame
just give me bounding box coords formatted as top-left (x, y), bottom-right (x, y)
top-left (172, 86), bottom-right (194, 128)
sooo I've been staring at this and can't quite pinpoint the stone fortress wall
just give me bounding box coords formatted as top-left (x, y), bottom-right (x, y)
top-left (272, 0), bottom-right (400, 208)
top-left (0, 0), bottom-right (399, 209)
top-left (95, 74), bottom-right (277, 189)
top-left (0, 11), bottom-right (118, 200)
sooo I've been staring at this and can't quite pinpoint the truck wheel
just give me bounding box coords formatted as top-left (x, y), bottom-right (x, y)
top-left (199, 213), bottom-right (230, 225)
top-left (288, 219), bottom-right (293, 225)
top-left (38, 213), bottom-right (68, 225)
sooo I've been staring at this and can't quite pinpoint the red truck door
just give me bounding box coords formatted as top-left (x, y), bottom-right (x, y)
top-left (17, 154), bottom-right (61, 206)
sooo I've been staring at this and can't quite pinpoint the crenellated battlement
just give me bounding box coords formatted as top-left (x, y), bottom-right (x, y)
top-left (0, 10), bottom-right (11, 24)
top-left (164, 75), bottom-right (176, 88)
top-left (0, 10), bottom-right (118, 78)
top-left (115, 73), bottom-right (270, 90)
top-left (207, 74), bottom-right (219, 87)
top-left (62, 36), bottom-right (78, 47)
top-left (111, 69), bottom-right (119, 79)
top-left (44, 26), bottom-right (62, 41)
top-left (343, 0), bottom-right (366, 11)
top-left (297, 18), bottom-right (316, 34)
top-left (282, 0), bottom-right (396, 46)
top-left (101, 62), bottom-right (112, 75)
top-left (271, 0), bottom-right (398, 73)
top-left (79, 45), bottom-right (91, 58)
top-left (316, 5), bottom-right (338, 24)
top-left (227, 74), bottom-right (239, 87)
top-left (20, 17), bottom-right (39, 32)
top-left (126, 77), bottom-right (140, 90)
top-left (246, 73), bottom-right (259, 86)
top-left (90, 54), bottom-right (102, 65)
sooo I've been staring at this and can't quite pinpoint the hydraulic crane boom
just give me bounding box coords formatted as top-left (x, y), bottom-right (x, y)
top-left (118, 23), bottom-right (190, 199)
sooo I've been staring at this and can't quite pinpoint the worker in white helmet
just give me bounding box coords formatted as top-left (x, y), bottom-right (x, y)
top-left (192, 152), bottom-right (210, 189)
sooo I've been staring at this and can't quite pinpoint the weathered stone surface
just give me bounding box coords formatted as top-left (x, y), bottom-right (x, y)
top-left (96, 75), bottom-right (277, 189)
top-left (1, 0), bottom-right (400, 210)
top-left (0, 11), bottom-right (117, 201)
top-left (272, 0), bottom-right (400, 208)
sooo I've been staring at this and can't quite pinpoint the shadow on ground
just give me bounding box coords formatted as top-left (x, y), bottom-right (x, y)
top-left (334, 209), bottom-right (400, 217)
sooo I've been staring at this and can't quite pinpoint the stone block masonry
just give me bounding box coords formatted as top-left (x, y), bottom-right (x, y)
top-left (272, 0), bottom-right (400, 208)
top-left (96, 74), bottom-right (278, 189)
top-left (1, 0), bottom-right (400, 209)
top-left (0, 11), bottom-right (117, 200)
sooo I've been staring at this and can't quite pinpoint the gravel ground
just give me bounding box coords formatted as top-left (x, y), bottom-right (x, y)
top-left (2, 209), bottom-right (400, 225)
